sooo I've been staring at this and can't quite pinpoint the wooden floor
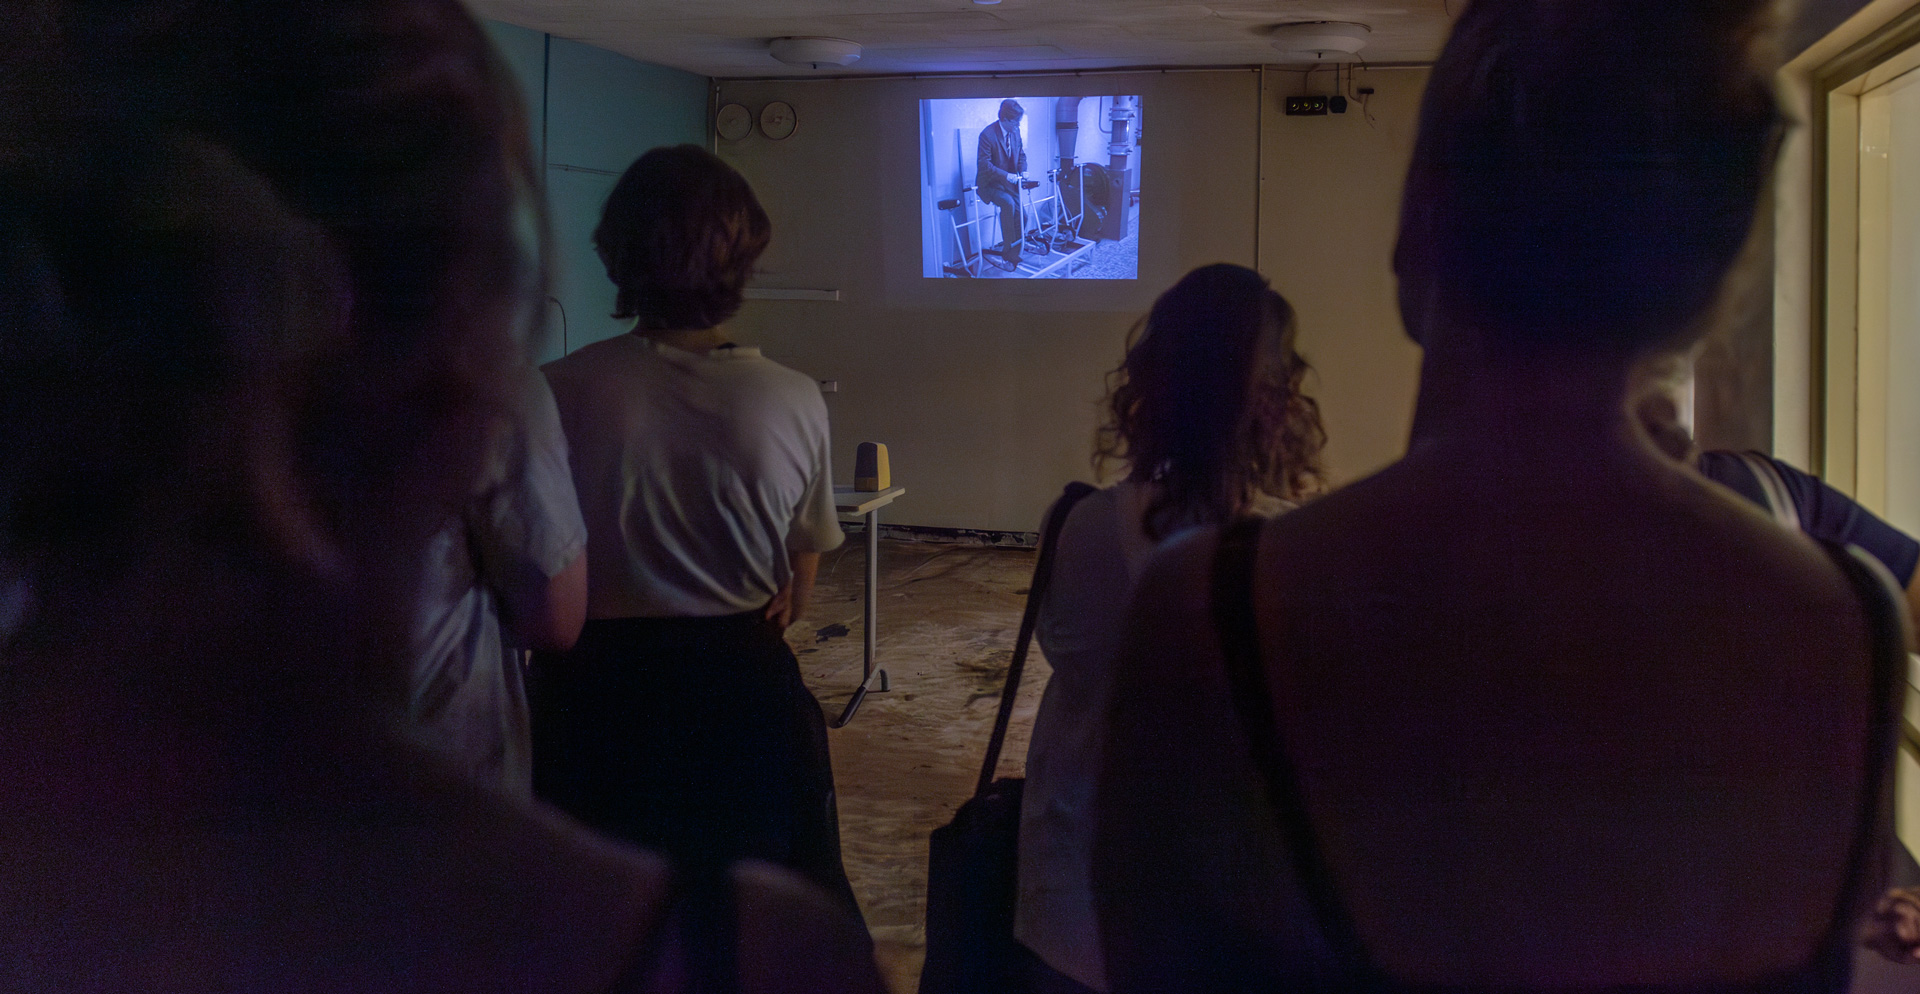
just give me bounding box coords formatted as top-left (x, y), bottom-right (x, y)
top-left (795, 538), bottom-right (1043, 994)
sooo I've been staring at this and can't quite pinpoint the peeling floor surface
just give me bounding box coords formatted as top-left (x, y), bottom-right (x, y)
top-left (791, 537), bottom-right (1042, 994)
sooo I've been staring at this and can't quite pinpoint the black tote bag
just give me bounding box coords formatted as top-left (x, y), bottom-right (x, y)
top-left (919, 481), bottom-right (1095, 994)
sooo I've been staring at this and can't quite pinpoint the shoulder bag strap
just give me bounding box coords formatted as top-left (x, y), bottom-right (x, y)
top-left (976, 481), bottom-right (1099, 795)
top-left (1736, 451), bottom-right (1803, 532)
top-left (1211, 516), bottom-right (1381, 981)
top-left (1813, 542), bottom-right (1909, 962)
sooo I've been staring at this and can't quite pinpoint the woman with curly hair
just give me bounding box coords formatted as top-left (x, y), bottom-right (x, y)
top-left (1013, 262), bottom-right (1326, 993)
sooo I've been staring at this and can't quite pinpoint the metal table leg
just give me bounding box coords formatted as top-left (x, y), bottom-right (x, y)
top-left (832, 507), bottom-right (890, 727)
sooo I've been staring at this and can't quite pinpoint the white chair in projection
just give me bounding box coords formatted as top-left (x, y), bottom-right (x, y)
top-left (938, 176), bottom-right (1092, 279)
top-left (938, 125), bottom-right (1091, 279)
top-left (936, 134), bottom-right (1005, 278)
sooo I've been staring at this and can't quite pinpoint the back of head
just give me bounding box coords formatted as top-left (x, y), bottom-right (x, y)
top-left (0, 0), bottom-right (537, 682)
top-left (1098, 263), bottom-right (1325, 538)
top-left (595, 144), bottom-right (771, 332)
top-left (1395, 0), bottom-right (1784, 354)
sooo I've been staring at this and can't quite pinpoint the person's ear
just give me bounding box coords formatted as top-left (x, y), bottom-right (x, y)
top-left (237, 231), bottom-right (355, 580)
top-left (148, 135), bottom-right (357, 579)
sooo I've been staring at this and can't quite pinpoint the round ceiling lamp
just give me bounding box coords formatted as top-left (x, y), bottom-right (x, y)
top-left (1268, 21), bottom-right (1371, 62)
top-left (769, 37), bottom-right (863, 69)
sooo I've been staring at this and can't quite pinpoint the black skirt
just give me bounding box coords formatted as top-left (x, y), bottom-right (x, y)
top-left (530, 614), bottom-right (861, 920)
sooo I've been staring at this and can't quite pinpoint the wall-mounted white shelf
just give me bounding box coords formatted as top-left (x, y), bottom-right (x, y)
top-left (743, 287), bottom-right (841, 301)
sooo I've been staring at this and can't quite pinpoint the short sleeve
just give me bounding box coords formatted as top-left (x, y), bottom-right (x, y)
top-left (1772, 457), bottom-right (1920, 587)
top-left (786, 393), bottom-right (845, 554)
top-left (470, 368), bottom-right (588, 602)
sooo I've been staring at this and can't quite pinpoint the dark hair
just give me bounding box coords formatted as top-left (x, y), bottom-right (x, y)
top-left (594, 144), bottom-right (771, 331)
top-left (1095, 263), bottom-right (1327, 539)
top-left (1394, 0), bottom-right (1784, 352)
top-left (1000, 99), bottom-right (1024, 121)
top-left (1, 0), bottom-right (537, 604)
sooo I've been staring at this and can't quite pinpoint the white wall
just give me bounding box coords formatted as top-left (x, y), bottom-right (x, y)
top-left (717, 71), bottom-right (1260, 532)
top-left (1259, 68), bottom-right (1430, 487)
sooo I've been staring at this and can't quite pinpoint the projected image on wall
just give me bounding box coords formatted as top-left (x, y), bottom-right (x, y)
top-left (920, 95), bottom-right (1142, 280)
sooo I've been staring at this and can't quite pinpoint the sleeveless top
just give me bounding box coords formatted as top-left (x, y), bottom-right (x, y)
top-left (1209, 517), bottom-right (1907, 994)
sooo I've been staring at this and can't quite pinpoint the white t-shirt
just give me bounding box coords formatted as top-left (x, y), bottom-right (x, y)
top-left (1016, 480), bottom-right (1290, 991)
top-left (543, 333), bottom-right (843, 619)
top-left (410, 367), bottom-right (586, 797)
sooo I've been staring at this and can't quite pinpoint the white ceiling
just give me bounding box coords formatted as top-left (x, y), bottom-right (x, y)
top-left (470, 0), bottom-right (1458, 78)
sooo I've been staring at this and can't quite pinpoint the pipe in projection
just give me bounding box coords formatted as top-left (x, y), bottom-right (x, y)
top-left (1054, 95), bottom-right (1082, 170)
top-left (1101, 95), bottom-right (1136, 242)
top-left (1106, 94), bottom-right (1135, 172)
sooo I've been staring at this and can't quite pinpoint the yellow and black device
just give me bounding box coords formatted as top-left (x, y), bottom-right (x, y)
top-left (855, 442), bottom-right (890, 492)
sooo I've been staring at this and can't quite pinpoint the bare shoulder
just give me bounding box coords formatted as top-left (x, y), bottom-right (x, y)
top-left (1653, 459), bottom-right (1868, 611)
top-left (731, 861), bottom-right (887, 994)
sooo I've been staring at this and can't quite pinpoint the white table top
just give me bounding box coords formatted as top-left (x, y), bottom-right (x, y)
top-left (834, 485), bottom-right (906, 515)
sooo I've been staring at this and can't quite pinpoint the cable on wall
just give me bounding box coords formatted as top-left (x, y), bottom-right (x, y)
top-left (1350, 57), bottom-right (1379, 127)
top-left (541, 33), bottom-right (551, 171)
top-left (1255, 64), bottom-right (1265, 274)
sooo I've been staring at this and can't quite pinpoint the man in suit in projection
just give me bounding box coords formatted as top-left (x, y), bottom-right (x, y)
top-left (976, 98), bottom-right (1028, 273)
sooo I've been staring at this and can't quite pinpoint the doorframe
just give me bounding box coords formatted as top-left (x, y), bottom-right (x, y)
top-left (1807, 6), bottom-right (1920, 489)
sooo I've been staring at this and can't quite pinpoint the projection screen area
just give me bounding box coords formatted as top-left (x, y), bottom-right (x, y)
top-left (919, 95), bottom-right (1143, 280)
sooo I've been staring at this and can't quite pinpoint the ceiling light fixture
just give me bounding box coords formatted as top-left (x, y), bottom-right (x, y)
top-left (769, 36), bottom-right (863, 68)
top-left (1268, 21), bottom-right (1371, 62)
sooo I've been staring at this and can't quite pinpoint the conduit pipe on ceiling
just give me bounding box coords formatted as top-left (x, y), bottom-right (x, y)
top-left (714, 64), bottom-right (1432, 84)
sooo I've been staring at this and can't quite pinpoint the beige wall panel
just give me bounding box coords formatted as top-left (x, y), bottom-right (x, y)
top-left (1257, 68), bottom-right (1429, 485)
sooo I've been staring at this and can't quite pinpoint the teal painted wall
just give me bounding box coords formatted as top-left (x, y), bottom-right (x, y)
top-left (482, 20), bottom-right (546, 166)
top-left (483, 21), bottom-right (710, 363)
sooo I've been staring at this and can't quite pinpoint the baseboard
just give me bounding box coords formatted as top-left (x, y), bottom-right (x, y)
top-left (842, 520), bottom-right (1039, 549)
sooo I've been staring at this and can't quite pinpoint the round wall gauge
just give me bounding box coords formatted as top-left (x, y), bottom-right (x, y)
top-left (715, 103), bottom-right (752, 142)
top-left (759, 101), bottom-right (797, 141)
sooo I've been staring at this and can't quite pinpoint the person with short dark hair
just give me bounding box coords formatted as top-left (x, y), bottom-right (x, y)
top-left (0, 5), bottom-right (882, 992)
top-left (1093, 0), bottom-right (1906, 991)
top-left (593, 144), bottom-right (772, 332)
top-left (976, 98), bottom-right (1029, 272)
top-left (536, 144), bottom-right (863, 920)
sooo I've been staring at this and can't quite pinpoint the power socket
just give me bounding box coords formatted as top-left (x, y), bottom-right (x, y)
top-left (1284, 95), bottom-right (1328, 116)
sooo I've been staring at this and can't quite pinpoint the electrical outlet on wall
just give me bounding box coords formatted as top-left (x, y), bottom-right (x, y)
top-left (1284, 95), bottom-right (1329, 116)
